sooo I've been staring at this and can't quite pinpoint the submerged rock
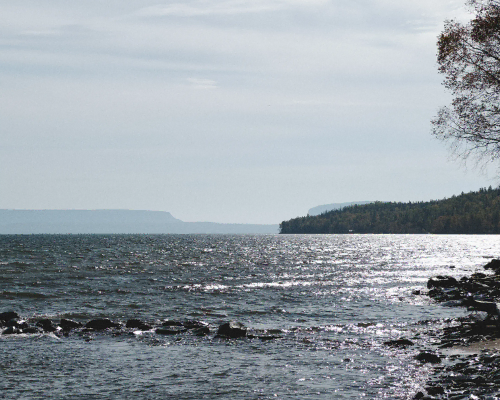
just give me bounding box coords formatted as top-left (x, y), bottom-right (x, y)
top-left (217, 321), bottom-right (247, 338)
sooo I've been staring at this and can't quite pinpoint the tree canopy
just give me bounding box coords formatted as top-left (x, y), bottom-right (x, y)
top-left (280, 186), bottom-right (500, 234)
top-left (432, 0), bottom-right (500, 163)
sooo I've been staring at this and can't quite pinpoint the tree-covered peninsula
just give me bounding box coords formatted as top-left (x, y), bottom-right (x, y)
top-left (280, 186), bottom-right (500, 234)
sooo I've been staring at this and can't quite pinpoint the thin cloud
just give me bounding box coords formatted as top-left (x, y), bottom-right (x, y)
top-left (186, 78), bottom-right (218, 89)
top-left (137, 0), bottom-right (328, 18)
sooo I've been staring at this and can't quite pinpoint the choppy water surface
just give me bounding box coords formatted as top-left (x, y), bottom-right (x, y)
top-left (1, 234), bottom-right (499, 399)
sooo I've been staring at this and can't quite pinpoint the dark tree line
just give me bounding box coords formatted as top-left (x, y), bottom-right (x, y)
top-left (280, 186), bottom-right (500, 234)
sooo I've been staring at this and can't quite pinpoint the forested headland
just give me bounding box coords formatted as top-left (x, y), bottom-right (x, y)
top-left (280, 187), bottom-right (500, 234)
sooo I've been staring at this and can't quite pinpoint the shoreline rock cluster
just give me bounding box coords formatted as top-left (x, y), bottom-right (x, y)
top-left (0, 312), bottom-right (280, 341)
top-left (414, 259), bottom-right (500, 399)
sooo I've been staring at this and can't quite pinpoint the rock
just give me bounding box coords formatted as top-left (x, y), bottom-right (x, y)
top-left (155, 327), bottom-right (187, 335)
top-left (4, 319), bottom-right (19, 328)
top-left (85, 319), bottom-right (121, 330)
top-left (415, 351), bottom-right (441, 364)
top-left (60, 318), bottom-right (82, 330)
top-left (258, 335), bottom-right (280, 341)
top-left (0, 311), bottom-right (19, 324)
top-left (192, 326), bottom-right (210, 336)
top-left (484, 259), bottom-right (500, 272)
top-left (36, 319), bottom-right (57, 332)
top-left (125, 319), bottom-right (151, 330)
top-left (2, 326), bottom-right (20, 335)
top-left (125, 319), bottom-right (143, 328)
top-left (161, 320), bottom-right (183, 327)
top-left (217, 321), bottom-right (247, 338)
top-left (426, 386), bottom-right (444, 395)
top-left (427, 276), bottom-right (458, 289)
top-left (383, 338), bottom-right (414, 348)
top-left (183, 320), bottom-right (207, 329)
top-left (22, 326), bottom-right (43, 334)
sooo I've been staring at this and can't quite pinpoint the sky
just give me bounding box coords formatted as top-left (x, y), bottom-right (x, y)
top-left (1, 0), bottom-right (498, 224)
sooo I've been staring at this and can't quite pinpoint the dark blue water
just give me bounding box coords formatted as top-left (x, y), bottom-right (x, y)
top-left (1, 234), bottom-right (499, 399)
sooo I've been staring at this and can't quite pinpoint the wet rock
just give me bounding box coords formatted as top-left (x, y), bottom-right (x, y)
top-left (36, 319), bottom-right (57, 332)
top-left (427, 276), bottom-right (458, 289)
top-left (155, 327), bottom-right (187, 335)
top-left (182, 320), bottom-right (207, 330)
top-left (4, 319), bottom-right (20, 328)
top-left (426, 386), bottom-right (444, 395)
top-left (217, 321), bottom-right (247, 338)
top-left (161, 320), bottom-right (183, 327)
top-left (415, 351), bottom-right (441, 364)
top-left (126, 319), bottom-right (152, 331)
top-left (22, 326), bottom-right (43, 334)
top-left (2, 326), bottom-right (20, 335)
top-left (484, 259), bottom-right (500, 273)
top-left (192, 326), bottom-right (210, 336)
top-left (257, 335), bottom-right (280, 341)
top-left (126, 319), bottom-right (143, 328)
top-left (60, 318), bottom-right (82, 331)
top-left (0, 311), bottom-right (19, 324)
top-left (85, 318), bottom-right (121, 330)
top-left (384, 338), bottom-right (414, 348)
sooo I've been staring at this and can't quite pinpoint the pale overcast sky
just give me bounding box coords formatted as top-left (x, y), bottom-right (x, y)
top-left (0, 0), bottom-right (496, 224)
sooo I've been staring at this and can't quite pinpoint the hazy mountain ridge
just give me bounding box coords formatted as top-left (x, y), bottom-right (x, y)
top-left (0, 210), bottom-right (278, 234)
top-left (308, 201), bottom-right (374, 216)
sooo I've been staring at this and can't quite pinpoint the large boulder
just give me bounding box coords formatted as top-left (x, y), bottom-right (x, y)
top-left (217, 321), bottom-right (247, 338)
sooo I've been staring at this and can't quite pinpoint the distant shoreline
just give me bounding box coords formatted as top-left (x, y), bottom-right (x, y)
top-left (0, 210), bottom-right (279, 235)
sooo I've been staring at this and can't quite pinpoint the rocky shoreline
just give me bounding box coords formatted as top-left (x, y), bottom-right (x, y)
top-left (4, 260), bottom-right (500, 399)
top-left (0, 311), bottom-right (282, 341)
top-left (413, 259), bottom-right (500, 399)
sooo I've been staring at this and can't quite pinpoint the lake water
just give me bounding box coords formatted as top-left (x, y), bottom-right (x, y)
top-left (1, 234), bottom-right (499, 399)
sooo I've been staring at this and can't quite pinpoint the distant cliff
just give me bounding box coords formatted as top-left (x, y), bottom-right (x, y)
top-left (0, 210), bottom-right (278, 234)
top-left (281, 187), bottom-right (500, 234)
